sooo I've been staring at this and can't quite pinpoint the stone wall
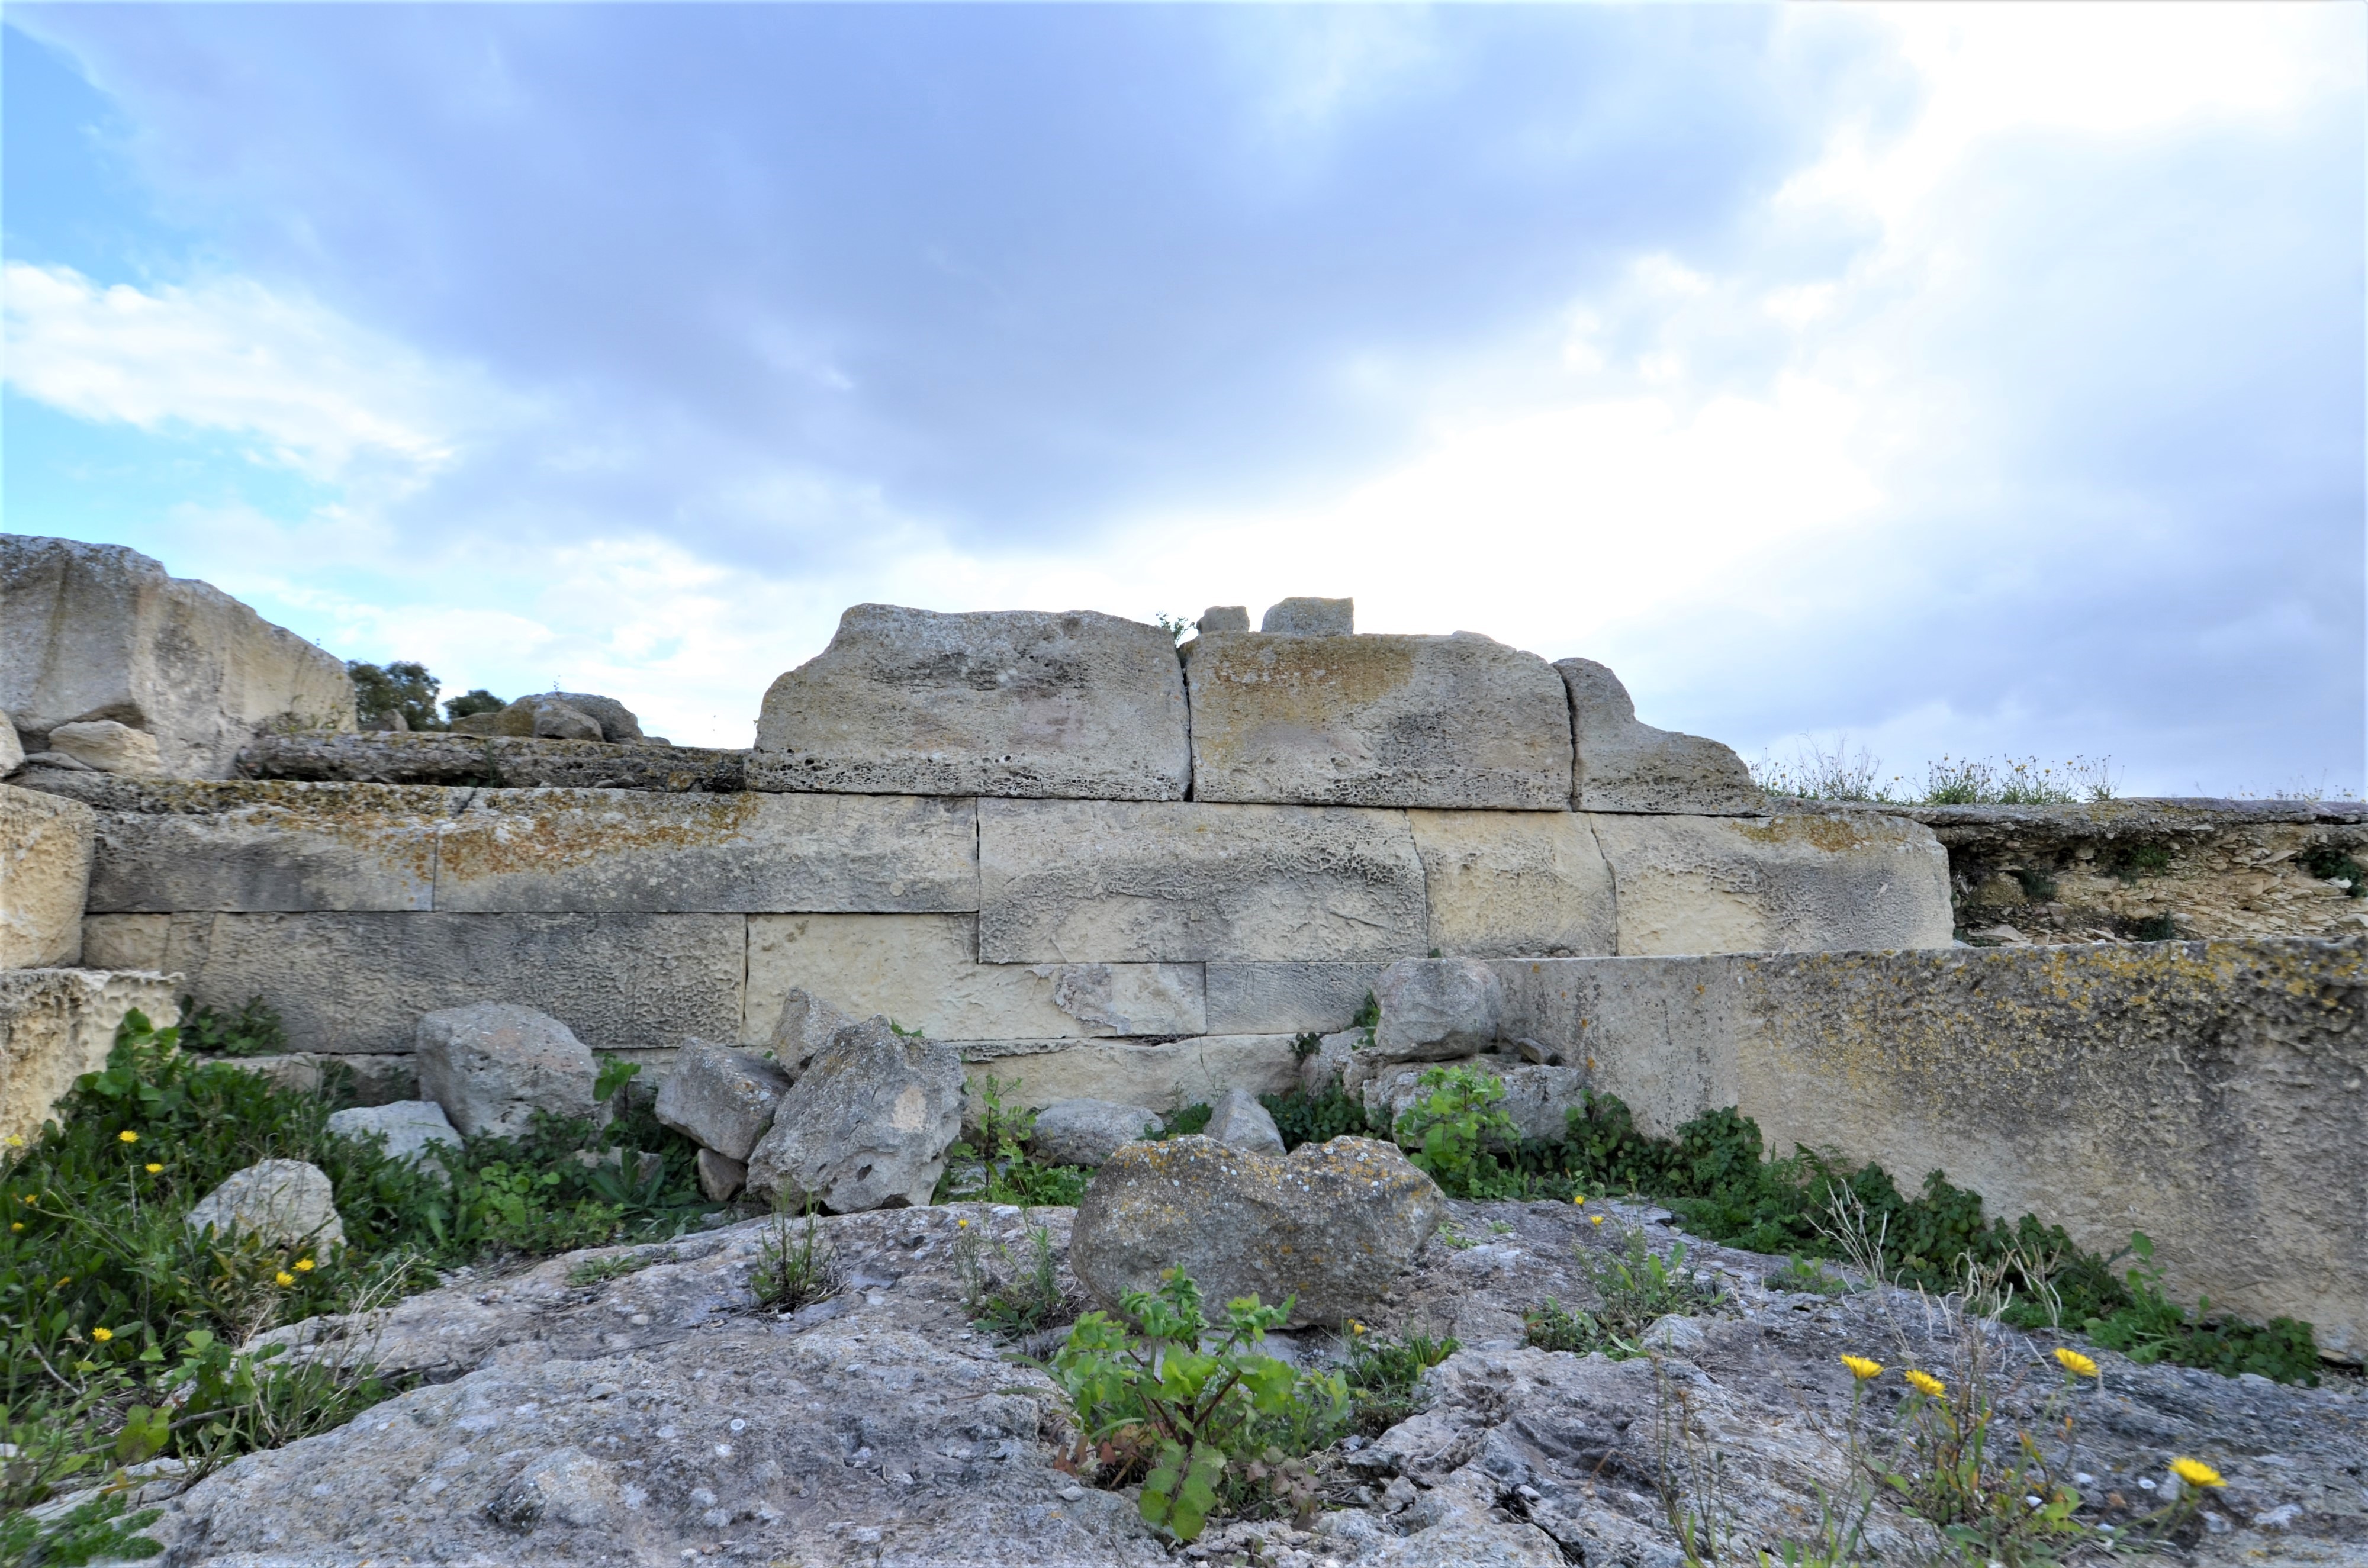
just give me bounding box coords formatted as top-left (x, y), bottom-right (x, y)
top-left (0, 969), bottom-right (180, 1146)
top-left (1493, 938), bottom-right (2368, 1360)
top-left (1, 783), bottom-right (92, 968)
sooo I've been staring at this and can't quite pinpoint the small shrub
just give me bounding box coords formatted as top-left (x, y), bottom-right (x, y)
top-left (934, 1078), bottom-right (1090, 1206)
top-left (566, 1248), bottom-right (670, 1289)
top-left (345, 660), bottom-right (444, 731)
top-left (2009, 867), bottom-right (2058, 903)
top-left (2298, 844), bottom-right (2367, 896)
top-left (1145, 1102), bottom-right (1212, 1141)
top-left (749, 1202), bottom-right (836, 1312)
top-left (2102, 842), bottom-right (2174, 882)
top-left (1523, 1297), bottom-right (1606, 1356)
top-left (954, 1214), bottom-right (1069, 1339)
top-left (1258, 1089), bottom-right (1370, 1152)
top-left (1049, 1268), bottom-right (1346, 1543)
top-left (1341, 1327), bottom-right (1458, 1436)
top-left (441, 688), bottom-right (505, 725)
top-left (2084, 1232), bottom-right (2319, 1383)
top-left (1350, 991), bottom-right (1380, 1033)
top-left (2121, 913), bottom-right (2181, 942)
top-left (175, 995), bottom-right (287, 1058)
top-left (1392, 1066), bottom-right (1521, 1198)
top-left (1767, 1254), bottom-right (1848, 1296)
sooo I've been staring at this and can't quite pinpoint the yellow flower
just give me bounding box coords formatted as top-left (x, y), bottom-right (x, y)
top-left (275, 1271), bottom-right (295, 1287)
top-left (1904, 1369), bottom-right (1947, 1399)
top-left (2054, 1347), bottom-right (2099, 1379)
top-left (1572, 1194), bottom-right (1586, 1205)
top-left (1839, 1354), bottom-right (1883, 1380)
top-left (8, 1223), bottom-right (20, 1233)
top-left (54, 1276), bottom-right (69, 1287)
top-left (295, 1258), bottom-right (315, 1272)
top-left (1349, 1321), bottom-right (1366, 1335)
top-left (1590, 1214), bottom-right (1605, 1225)
top-left (957, 1218), bottom-right (968, 1228)
top-left (145, 1163), bottom-right (163, 1174)
top-left (2170, 1458), bottom-right (2224, 1489)
top-left (90, 1326), bottom-right (113, 1342)
top-left (3, 1134), bottom-right (21, 1147)
top-left (118, 1131), bottom-right (139, 1144)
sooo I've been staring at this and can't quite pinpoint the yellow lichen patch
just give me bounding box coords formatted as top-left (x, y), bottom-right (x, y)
top-left (436, 791), bottom-right (767, 878)
top-left (1735, 814), bottom-right (1880, 854)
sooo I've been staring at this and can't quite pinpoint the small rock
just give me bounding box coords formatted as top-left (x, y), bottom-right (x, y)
top-left (465, 692), bottom-right (645, 744)
top-left (696, 1147), bottom-right (747, 1202)
top-left (46, 719), bottom-right (162, 777)
top-left (654, 1039), bottom-right (793, 1162)
top-left (0, 714), bottom-right (22, 775)
top-left (1204, 1086), bottom-right (1284, 1154)
top-left (769, 989), bottom-right (854, 1079)
top-left (1381, 1476), bottom-right (1420, 1515)
top-left (531, 701), bottom-right (604, 742)
top-left (2253, 1503), bottom-right (2301, 1531)
top-left (415, 1003), bottom-right (599, 1139)
top-left (1298, 1029), bottom-right (1363, 1096)
top-left (1260, 597), bottom-right (1354, 636)
top-left (744, 1017), bottom-right (964, 1213)
top-left (1640, 1315), bottom-right (1707, 1354)
top-left (485, 1447), bottom-right (618, 1530)
top-left (1070, 1135), bottom-right (1447, 1329)
top-left (325, 1100), bottom-right (461, 1167)
top-left (1372, 958), bottom-right (1504, 1062)
top-left (1027, 1099), bottom-right (1163, 1167)
top-left (185, 1160), bottom-right (344, 1250)
top-left (1197, 606), bottom-right (1251, 634)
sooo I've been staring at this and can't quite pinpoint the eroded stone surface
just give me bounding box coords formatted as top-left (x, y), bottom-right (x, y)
top-left (1, 784), bottom-right (92, 967)
top-left (1026, 1098), bottom-right (1163, 1167)
top-left (416, 1002), bottom-right (599, 1138)
top-left (978, 799), bottom-right (1427, 963)
top-left (1204, 962), bottom-right (1388, 1035)
top-left (958, 1035), bottom-right (1302, 1120)
top-left (1260, 597), bottom-right (1354, 636)
top-left (47, 719), bottom-right (162, 776)
top-left (1, 535), bottom-right (355, 778)
top-left (753, 604), bottom-right (1191, 801)
top-left (1556, 657), bottom-right (1762, 816)
top-left (654, 1039), bottom-right (794, 1162)
top-left (1204, 1084), bottom-right (1284, 1153)
top-left (1588, 809), bottom-right (1955, 955)
top-left (0, 970), bottom-right (177, 1147)
top-left (745, 1018), bottom-right (964, 1212)
top-left (238, 732), bottom-right (749, 792)
top-left (1186, 632), bottom-right (1572, 810)
top-left (1408, 810), bottom-right (1616, 958)
top-left (324, 1100), bottom-right (459, 1166)
top-left (1070, 1136), bottom-right (1447, 1328)
top-left (1372, 958), bottom-right (1504, 1060)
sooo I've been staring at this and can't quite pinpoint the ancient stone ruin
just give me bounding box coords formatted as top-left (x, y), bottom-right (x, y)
top-left (2, 533), bottom-right (2364, 1563)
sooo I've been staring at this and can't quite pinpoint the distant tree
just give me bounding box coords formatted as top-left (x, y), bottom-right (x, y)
top-left (347, 661), bottom-right (443, 730)
top-left (443, 688), bottom-right (506, 725)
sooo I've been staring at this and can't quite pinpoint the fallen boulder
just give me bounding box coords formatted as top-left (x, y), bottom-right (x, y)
top-left (455, 693), bottom-right (645, 744)
top-left (696, 1147), bottom-right (747, 1201)
top-left (1070, 1135), bottom-right (1447, 1329)
top-left (414, 1003), bottom-right (599, 1139)
top-left (1259, 596), bottom-right (1353, 636)
top-left (185, 1158), bottom-right (345, 1250)
top-left (326, 1100), bottom-right (461, 1166)
top-left (1298, 1028), bottom-right (1364, 1096)
top-left (745, 1018), bottom-right (964, 1212)
top-left (1204, 1084), bottom-right (1283, 1154)
top-left (654, 1038), bottom-right (794, 1162)
top-left (46, 719), bottom-right (162, 777)
top-left (0, 711), bottom-right (22, 776)
top-left (1370, 957), bottom-right (1504, 1062)
top-left (768, 987), bottom-right (855, 1078)
top-left (1026, 1098), bottom-right (1163, 1167)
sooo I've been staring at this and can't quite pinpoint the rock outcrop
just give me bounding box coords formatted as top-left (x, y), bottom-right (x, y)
top-left (414, 1003), bottom-right (600, 1138)
top-left (184, 1158), bottom-right (345, 1250)
top-left (1069, 1135), bottom-right (1447, 1328)
top-left (0, 535), bottom-right (356, 777)
top-left (752, 605), bottom-right (1192, 801)
top-left (454, 692), bottom-right (646, 743)
top-left (1204, 1084), bottom-right (1284, 1153)
top-left (745, 1018), bottom-right (964, 1212)
top-left (44, 719), bottom-right (162, 777)
top-left (324, 1100), bottom-right (461, 1167)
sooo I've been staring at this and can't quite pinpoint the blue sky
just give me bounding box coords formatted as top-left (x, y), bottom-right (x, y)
top-left (4, 4), bottom-right (2360, 793)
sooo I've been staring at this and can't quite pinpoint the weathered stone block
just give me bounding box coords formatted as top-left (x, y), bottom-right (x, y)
top-left (746, 913), bottom-right (1205, 1045)
top-left (435, 790), bottom-right (977, 913)
top-left (752, 605), bottom-right (1191, 800)
top-left (957, 1034), bottom-right (1302, 1118)
top-left (237, 732), bottom-right (747, 793)
top-left (0, 709), bottom-right (22, 775)
top-left (1373, 958), bottom-right (1504, 1058)
top-left (654, 1038), bottom-right (793, 1161)
top-left (48, 719), bottom-right (162, 776)
top-left (1203, 962), bottom-right (1387, 1035)
top-left (2, 784), bottom-right (94, 967)
top-left (1071, 1136), bottom-right (1447, 1329)
top-left (1204, 1085), bottom-right (1284, 1153)
top-left (1185, 632), bottom-right (1571, 809)
top-left (1027, 1099), bottom-right (1164, 1167)
top-left (1198, 606), bottom-right (1250, 634)
top-left (416, 1003), bottom-right (599, 1138)
top-left (186, 1158), bottom-right (344, 1250)
top-left (1, 535), bottom-right (355, 777)
top-left (326, 1100), bottom-right (461, 1166)
top-left (92, 911), bottom-right (744, 1055)
top-left (1408, 810), bottom-right (1616, 957)
top-left (745, 1017), bottom-right (965, 1212)
top-left (459, 692), bottom-right (645, 743)
top-left (1556, 659), bottom-right (1762, 816)
top-left (60, 780), bottom-right (455, 914)
top-left (0, 970), bottom-right (178, 1147)
top-left (977, 800), bottom-right (1427, 963)
top-left (1260, 597), bottom-right (1353, 636)
top-left (1587, 810), bottom-right (1954, 955)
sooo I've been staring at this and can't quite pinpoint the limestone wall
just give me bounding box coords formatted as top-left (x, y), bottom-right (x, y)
top-left (0, 969), bottom-right (180, 1146)
top-left (1494, 938), bottom-right (2368, 1360)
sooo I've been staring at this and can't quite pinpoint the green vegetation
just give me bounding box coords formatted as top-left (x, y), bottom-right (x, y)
top-left (1525, 1225), bottom-right (1719, 1360)
top-left (1751, 742), bottom-right (2118, 806)
top-left (2299, 844), bottom-right (2366, 896)
top-left (1340, 1328), bottom-right (1456, 1437)
top-left (1391, 1066), bottom-right (1521, 1196)
top-left (2101, 841), bottom-right (2174, 881)
top-left (932, 1078), bottom-right (1090, 1207)
top-left (344, 661), bottom-right (503, 732)
top-left (749, 1202), bottom-right (835, 1312)
top-left (1050, 1268), bottom-right (1347, 1543)
top-left (1259, 1087), bottom-right (1369, 1151)
top-left (1143, 1102), bottom-right (1212, 1141)
top-left (954, 1213), bottom-right (1067, 1338)
top-left (173, 996), bottom-right (286, 1059)
top-left (1767, 1254), bottom-right (1848, 1297)
top-left (442, 688), bottom-right (504, 725)
top-left (1, 1009), bottom-right (715, 1549)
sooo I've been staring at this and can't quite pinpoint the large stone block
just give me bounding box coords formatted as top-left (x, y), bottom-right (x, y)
top-left (0, 970), bottom-right (179, 1147)
top-left (1408, 810), bottom-right (1616, 957)
top-left (1, 536), bottom-right (355, 777)
top-left (50, 778), bottom-right (456, 914)
top-left (977, 799), bottom-right (1428, 963)
top-left (1184, 632), bottom-right (1571, 809)
top-left (752, 604), bottom-right (1191, 800)
top-left (83, 911), bottom-right (744, 1055)
top-left (238, 732), bottom-right (748, 793)
top-left (1202, 962), bottom-right (1387, 1035)
top-left (2, 784), bottom-right (94, 967)
top-left (1556, 659), bottom-right (1762, 816)
top-left (747, 913), bottom-right (1205, 1045)
top-left (957, 1034), bottom-right (1302, 1118)
top-left (435, 790), bottom-right (977, 913)
top-left (1587, 810), bottom-right (1954, 955)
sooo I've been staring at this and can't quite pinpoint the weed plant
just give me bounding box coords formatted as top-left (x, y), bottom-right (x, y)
top-left (1143, 1102), bottom-right (1212, 1141)
top-left (1526, 1224), bottom-right (1719, 1359)
top-left (1259, 1089), bottom-right (1372, 1152)
top-left (749, 1202), bottom-right (836, 1312)
top-left (932, 1078), bottom-right (1090, 1206)
top-left (173, 996), bottom-right (286, 1058)
top-left (1340, 1327), bottom-right (1457, 1436)
top-left (953, 1215), bottom-right (1069, 1339)
top-left (2299, 845), bottom-right (2367, 896)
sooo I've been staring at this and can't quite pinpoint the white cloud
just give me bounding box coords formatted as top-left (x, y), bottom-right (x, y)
top-left (1, 261), bottom-right (501, 485)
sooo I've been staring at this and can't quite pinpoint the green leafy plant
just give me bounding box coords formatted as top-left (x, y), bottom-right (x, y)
top-left (1143, 1102), bottom-right (1212, 1141)
top-left (592, 1055), bottom-right (642, 1106)
top-left (934, 1078), bottom-right (1089, 1206)
top-left (2299, 844), bottom-right (2367, 896)
top-left (749, 1201), bottom-right (836, 1312)
top-left (2102, 842), bottom-right (2174, 882)
top-left (2084, 1232), bottom-right (2318, 1382)
top-left (2121, 913), bottom-right (2181, 942)
top-left (1767, 1255), bottom-right (1848, 1297)
top-left (345, 660), bottom-right (444, 730)
top-left (1257, 1089), bottom-right (1370, 1152)
top-left (1350, 991), bottom-right (1380, 1037)
top-left (1526, 1224), bottom-right (1717, 1360)
top-left (565, 1248), bottom-right (671, 1289)
top-left (440, 688), bottom-right (505, 725)
top-left (953, 1214), bottom-right (1069, 1338)
top-left (1340, 1326), bottom-right (1457, 1436)
top-left (173, 996), bottom-right (286, 1059)
top-left (1392, 1066), bottom-right (1522, 1197)
top-left (1048, 1268), bottom-right (1346, 1543)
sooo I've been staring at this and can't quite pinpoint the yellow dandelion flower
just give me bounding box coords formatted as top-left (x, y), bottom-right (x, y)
top-left (1839, 1355), bottom-right (1883, 1380)
top-left (1590, 1214), bottom-right (1605, 1225)
top-left (3, 1134), bottom-right (21, 1147)
top-left (295, 1258), bottom-right (315, 1272)
top-left (1572, 1194), bottom-right (1586, 1206)
top-left (90, 1326), bottom-right (113, 1342)
top-left (274, 1271), bottom-right (295, 1287)
top-left (9, 1223), bottom-right (20, 1232)
top-left (145, 1163), bottom-right (163, 1174)
top-left (1904, 1369), bottom-right (1947, 1399)
top-left (118, 1131), bottom-right (139, 1144)
top-left (2054, 1347), bottom-right (2099, 1379)
top-left (957, 1218), bottom-right (969, 1228)
top-left (54, 1276), bottom-right (69, 1287)
top-left (2170, 1458), bottom-right (2224, 1489)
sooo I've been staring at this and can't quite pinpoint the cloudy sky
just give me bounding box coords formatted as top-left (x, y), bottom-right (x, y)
top-left (4, 4), bottom-right (2360, 794)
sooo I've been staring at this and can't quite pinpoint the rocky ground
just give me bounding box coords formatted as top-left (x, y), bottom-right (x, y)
top-left (114, 1199), bottom-right (2366, 1567)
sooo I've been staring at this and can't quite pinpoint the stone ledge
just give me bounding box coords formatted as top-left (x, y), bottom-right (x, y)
top-left (236, 732), bottom-right (747, 792)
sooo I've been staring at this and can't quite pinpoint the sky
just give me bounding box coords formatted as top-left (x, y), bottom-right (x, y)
top-left (3, 4), bottom-right (2361, 795)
